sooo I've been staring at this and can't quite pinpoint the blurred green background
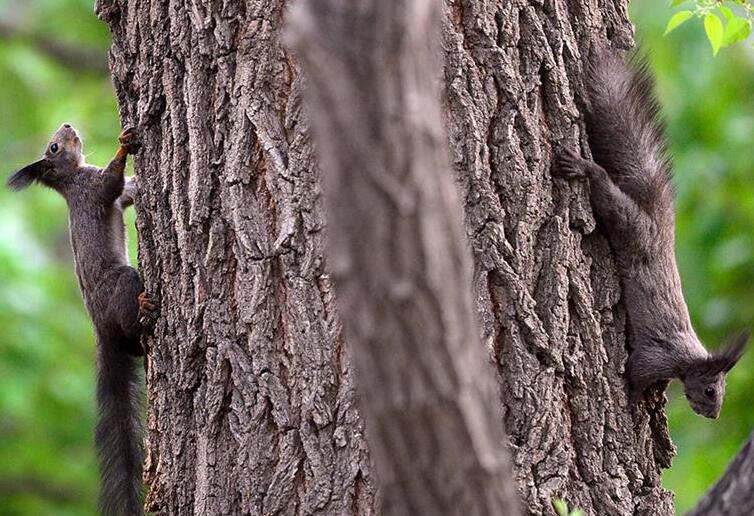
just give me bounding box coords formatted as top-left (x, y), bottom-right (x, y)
top-left (0, 1), bottom-right (134, 514)
top-left (630, 0), bottom-right (754, 512)
top-left (0, 0), bottom-right (752, 514)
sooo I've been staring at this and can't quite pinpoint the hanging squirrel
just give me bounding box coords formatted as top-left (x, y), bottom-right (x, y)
top-left (8, 124), bottom-right (155, 515)
top-left (554, 51), bottom-right (749, 419)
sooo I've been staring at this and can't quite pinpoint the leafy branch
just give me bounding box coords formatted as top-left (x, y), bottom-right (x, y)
top-left (665, 0), bottom-right (753, 54)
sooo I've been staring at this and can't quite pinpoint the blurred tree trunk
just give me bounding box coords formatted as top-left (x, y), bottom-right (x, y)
top-left (289, 0), bottom-right (520, 514)
top-left (689, 431), bottom-right (754, 515)
top-left (97, 0), bottom-right (676, 514)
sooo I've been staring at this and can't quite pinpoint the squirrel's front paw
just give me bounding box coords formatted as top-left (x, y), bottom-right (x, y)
top-left (119, 127), bottom-right (142, 155)
top-left (553, 148), bottom-right (587, 179)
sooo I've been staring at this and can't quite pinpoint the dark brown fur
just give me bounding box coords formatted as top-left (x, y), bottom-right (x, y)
top-left (554, 52), bottom-right (748, 419)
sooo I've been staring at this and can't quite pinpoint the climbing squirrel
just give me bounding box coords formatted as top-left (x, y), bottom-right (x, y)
top-left (8, 124), bottom-right (154, 515)
top-left (554, 51), bottom-right (748, 419)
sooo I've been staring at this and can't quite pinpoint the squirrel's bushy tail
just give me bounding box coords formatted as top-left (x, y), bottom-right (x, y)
top-left (95, 336), bottom-right (144, 516)
top-left (583, 50), bottom-right (673, 211)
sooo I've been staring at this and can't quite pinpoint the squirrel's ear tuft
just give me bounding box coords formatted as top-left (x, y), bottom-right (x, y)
top-left (7, 159), bottom-right (50, 191)
top-left (711, 330), bottom-right (750, 374)
top-left (723, 330), bottom-right (749, 372)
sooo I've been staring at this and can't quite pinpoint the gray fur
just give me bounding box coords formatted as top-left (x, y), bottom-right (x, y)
top-left (7, 124), bottom-right (147, 514)
top-left (555, 52), bottom-right (748, 419)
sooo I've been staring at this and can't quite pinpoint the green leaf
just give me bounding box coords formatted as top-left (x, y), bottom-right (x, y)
top-left (665, 10), bottom-right (694, 35)
top-left (671, 0), bottom-right (686, 6)
top-left (718, 5), bottom-right (734, 21)
top-left (571, 511), bottom-right (585, 516)
top-left (552, 498), bottom-right (568, 516)
top-left (723, 16), bottom-right (752, 46)
top-left (705, 13), bottom-right (725, 54)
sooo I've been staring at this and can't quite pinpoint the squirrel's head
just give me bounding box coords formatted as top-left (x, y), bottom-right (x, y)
top-left (7, 123), bottom-right (84, 191)
top-left (682, 331), bottom-right (749, 419)
top-left (45, 123), bottom-right (84, 167)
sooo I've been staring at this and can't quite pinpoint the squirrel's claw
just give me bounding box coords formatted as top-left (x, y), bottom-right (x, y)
top-left (554, 148), bottom-right (587, 179)
top-left (138, 292), bottom-right (159, 327)
top-left (119, 127), bottom-right (142, 155)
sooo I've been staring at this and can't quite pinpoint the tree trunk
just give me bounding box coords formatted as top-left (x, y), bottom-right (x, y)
top-left (96, 1), bottom-right (375, 514)
top-left (288, 0), bottom-right (520, 514)
top-left (96, 0), bottom-right (675, 514)
top-left (440, 2), bottom-right (674, 514)
top-left (688, 431), bottom-right (754, 515)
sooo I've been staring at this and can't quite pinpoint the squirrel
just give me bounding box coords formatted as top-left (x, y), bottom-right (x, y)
top-left (8, 124), bottom-right (155, 515)
top-left (554, 51), bottom-right (749, 419)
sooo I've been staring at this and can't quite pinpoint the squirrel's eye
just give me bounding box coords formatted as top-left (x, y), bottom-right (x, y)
top-left (50, 143), bottom-right (59, 153)
top-left (704, 386), bottom-right (716, 398)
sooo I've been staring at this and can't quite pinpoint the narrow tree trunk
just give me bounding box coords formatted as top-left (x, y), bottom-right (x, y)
top-left (289, 1), bottom-right (520, 514)
top-left (96, 0), bottom-right (675, 514)
top-left (689, 431), bottom-right (754, 515)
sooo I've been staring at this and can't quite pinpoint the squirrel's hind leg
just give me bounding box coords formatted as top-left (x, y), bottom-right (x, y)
top-left (109, 266), bottom-right (155, 355)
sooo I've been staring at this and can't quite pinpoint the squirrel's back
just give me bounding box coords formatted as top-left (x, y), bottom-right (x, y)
top-left (583, 51), bottom-right (673, 217)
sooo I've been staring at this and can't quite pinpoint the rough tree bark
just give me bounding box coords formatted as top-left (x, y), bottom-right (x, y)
top-left (96, 1), bottom-right (374, 514)
top-left (440, 2), bottom-right (674, 513)
top-left (688, 430), bottom-right (754, 515)
top-left (289, 0), bottom-right (519, 514)
top-left (96, 0), bottom-right (675, 514)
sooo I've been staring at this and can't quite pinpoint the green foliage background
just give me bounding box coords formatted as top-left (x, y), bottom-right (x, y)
top-left (0, 1), bottom-right (132, 514)
top-left (0, 0), bottom-right (751, 514)
top-left (631, 0), bottom-right (754, 511)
